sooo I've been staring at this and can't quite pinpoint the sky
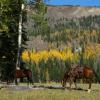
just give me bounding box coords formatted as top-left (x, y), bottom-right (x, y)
top-left (44, 0), bottom-right (100, 6)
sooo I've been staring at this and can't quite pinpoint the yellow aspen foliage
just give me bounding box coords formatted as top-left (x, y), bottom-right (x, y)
top-left (21, 51), bottom-right (30, 61)
top-left (22, 48), bottom-right (77, 64)
top-left (30, 51), bottom-right (42, 64)
top-left (61, 51), bottom-right (67, 61)
top-left (39, 50), bottom-right (49, 62)
top-left (65, 48), bottom-right (74, 61)
top-left (49, 49), bottom-right (62, 59)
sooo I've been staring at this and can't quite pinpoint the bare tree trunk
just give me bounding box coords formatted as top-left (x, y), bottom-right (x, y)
top-left (15, 4), bottom-right (25, 85)
top-left (16, 4), bottom-right (25, 69)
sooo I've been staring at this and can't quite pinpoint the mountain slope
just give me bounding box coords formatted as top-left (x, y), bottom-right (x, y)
top-left (46, 6), bottom-right (100, 19)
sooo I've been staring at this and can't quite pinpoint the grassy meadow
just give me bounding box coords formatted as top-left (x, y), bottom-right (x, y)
top-left (0, 83), bottom-right (100, 100)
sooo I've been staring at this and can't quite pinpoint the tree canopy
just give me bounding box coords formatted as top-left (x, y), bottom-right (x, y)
top-left (0, 0), bottom-right (27, 81)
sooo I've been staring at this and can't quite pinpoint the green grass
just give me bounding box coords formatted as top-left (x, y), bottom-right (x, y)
top-left (0, 83), bottom-right (100, 100)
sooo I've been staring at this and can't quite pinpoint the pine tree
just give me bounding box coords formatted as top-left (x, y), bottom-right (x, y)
top-left (0, 0), bottom-right (27, 81)
top-left (30, 0), bottom-right (50, 41)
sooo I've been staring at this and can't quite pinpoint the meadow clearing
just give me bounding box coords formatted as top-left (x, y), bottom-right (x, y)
top-left (0, 83), bottom-right (99, 100)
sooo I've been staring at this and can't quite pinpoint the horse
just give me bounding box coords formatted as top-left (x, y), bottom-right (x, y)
top-left (14, 69), bottom-right (34, 85)
top-left (61, 64), bottom-right (98, 92)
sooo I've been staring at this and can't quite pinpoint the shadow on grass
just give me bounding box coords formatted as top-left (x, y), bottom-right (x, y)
top-left (32, 85), bottom-right (99, 92)
top-left (0, 84), bottom-right (99, 92)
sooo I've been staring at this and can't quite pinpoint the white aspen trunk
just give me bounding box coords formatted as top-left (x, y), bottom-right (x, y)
top-left (16, 4), bottom-right (25, 70)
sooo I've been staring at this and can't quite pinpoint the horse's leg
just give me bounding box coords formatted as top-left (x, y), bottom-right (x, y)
top-left (6, 77), bottom-right (9, 85)
top-left (30, 78), bottom-right (34, 85)
top-left (83, 77), bottom-right (85, 83)
top-left (27, 77), bottom-right (30, 86)
top-left (69, 81), bottom-right (72, 90)
top-left (20, 77), bottom-right (23, 82)
top-left (15, 78), bottom-right (18, 85)
top-left (69, 78), bottom-right (73, 90)
top-left (62, 78), bottom-right (67, 89)
top-left (27, 77), bottom-right (33, 87)
top-left (88, 78), bottom-right (92, 93)
top-left (74, 78), bottom-right (77, 89)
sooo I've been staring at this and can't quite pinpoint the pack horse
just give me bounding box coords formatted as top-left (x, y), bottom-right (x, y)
top-left (62, 65), bottom-right (98, 92)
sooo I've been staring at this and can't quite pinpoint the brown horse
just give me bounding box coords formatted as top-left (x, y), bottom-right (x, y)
top-left (62, 65), bottom-right (98, 92)
top-left (14, 69), bottom-right (33, 85)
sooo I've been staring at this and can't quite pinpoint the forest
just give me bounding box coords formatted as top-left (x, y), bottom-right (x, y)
top-left (0, 0), bottom-right (100, 83)
top-left (25, 5), bottom-right (100, 82)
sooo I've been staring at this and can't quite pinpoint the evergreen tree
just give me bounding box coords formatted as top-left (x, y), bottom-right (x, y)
top-left (30, 0), bottom-right (51, 41)
top-left (0, 0), bottom-right (27, 81)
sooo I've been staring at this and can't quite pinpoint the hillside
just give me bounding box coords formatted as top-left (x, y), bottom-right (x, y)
top-left (26, 5), bottom-right (100, 50)
top-left (27, 5), bottom-right (100, 18)
top-left (46, 6), bottom-right (100, 19)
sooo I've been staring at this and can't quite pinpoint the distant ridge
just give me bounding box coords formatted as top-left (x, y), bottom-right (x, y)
top-left (46, 4), bottom-right (100, 7)
top-left (45, 5), bottom-right (100, 19)
top-left (27, 5), bottom-right (100, 19)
